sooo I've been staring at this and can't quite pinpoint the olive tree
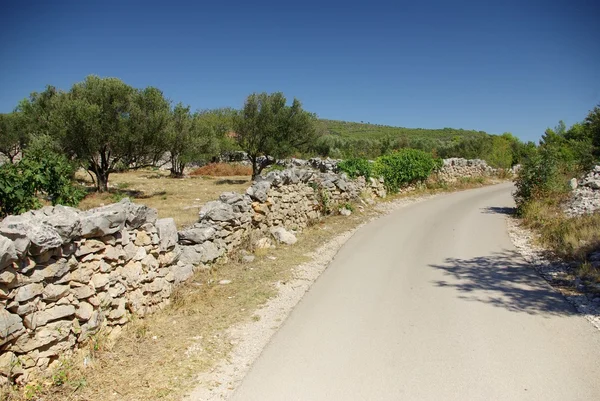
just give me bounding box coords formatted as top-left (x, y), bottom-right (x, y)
top-left (233, 92), bottom-right (318, 178)
top-left (166, 105), bottom-right (229, 177)
top-left (57, 76), bottom-right (171, 191)
top-left (0, 113), bottom-right (26, 163)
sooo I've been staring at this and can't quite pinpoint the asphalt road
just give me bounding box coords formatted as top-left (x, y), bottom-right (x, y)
top-left (230, 183), bottom-right (600, 401)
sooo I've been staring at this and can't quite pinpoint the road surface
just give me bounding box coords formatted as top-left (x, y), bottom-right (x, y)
top-left (230, 183), bottom-right (600, 401)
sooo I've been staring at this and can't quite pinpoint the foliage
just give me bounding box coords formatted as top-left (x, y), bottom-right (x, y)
top-left (311, 120), bottom-right (530, 167)
top-left (337, 158), bottom-right (372, 179)
top-left (233, 92), bottom-right (318, 178)
top-left (0, 148), bottom-right (84, 217)
top-left (19, 76), bottom-right (172, 192)
top-left (0, 113), bottom-right (27, 163)
top-left (513, 148), bottom-right (566, 214)
top-left (372, 149), bottom-right (442, 193)
top-left (166, 104), bottom-right (224, 177)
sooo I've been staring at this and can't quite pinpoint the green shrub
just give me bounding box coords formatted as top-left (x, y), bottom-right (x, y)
top-left (0, 151), bottom-right (85, 217)
top-left (513, 148), bottom-right (570, 214)
top-left (372, 149), bottom-right (441, 193)
top-left (337, 158), bottom-right (372, 179)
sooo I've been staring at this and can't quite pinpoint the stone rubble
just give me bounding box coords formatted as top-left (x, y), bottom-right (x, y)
top-left (564, 166), bottom-right (600, 217)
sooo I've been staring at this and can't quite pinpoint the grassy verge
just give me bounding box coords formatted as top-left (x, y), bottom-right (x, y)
top-left (520, 198), bottom-right (600, 289)
top-left (1, 176), bottom-right (504, 401)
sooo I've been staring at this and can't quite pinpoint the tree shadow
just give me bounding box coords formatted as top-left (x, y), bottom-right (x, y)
top-left (481, 206), bottom-right (516, 215)
top-left (429, 249), bottom-right (576, 316)
top-left (216, 179), bottom-right (249, 185)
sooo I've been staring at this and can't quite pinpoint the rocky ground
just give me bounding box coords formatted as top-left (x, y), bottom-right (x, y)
top-left (506, 218), bottom-right (600, 331)
top-left (564, 165), bottom-right (600, 217)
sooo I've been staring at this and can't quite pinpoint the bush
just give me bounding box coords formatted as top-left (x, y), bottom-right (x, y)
top-left (0, 152), bottom-right (85, 217)
top-left (337, 158), bottom-right (372, 179)
top-left (513, 148), bottom-right (570, 214)
top-left (373, 149), bottom-right (442, 193)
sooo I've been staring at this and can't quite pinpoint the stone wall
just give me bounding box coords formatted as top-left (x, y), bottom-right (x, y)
top-left (436, 158), bottom-right (498, 182)
top-left (0, 168), bottom-right (386, 384)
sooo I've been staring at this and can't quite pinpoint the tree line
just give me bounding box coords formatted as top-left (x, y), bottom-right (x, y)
top-left (0, 76), bottom-right (318, 193)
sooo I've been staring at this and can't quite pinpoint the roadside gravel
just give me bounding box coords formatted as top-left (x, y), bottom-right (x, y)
top-left (506, 217), bottom-right (600, 330)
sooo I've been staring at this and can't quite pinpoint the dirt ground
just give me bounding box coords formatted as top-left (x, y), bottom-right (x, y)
top-left (76, 169), bottom-right (251, 228)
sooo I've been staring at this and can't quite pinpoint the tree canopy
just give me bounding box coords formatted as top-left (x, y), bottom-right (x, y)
top-left (233, 92), bottom-right (318, 178)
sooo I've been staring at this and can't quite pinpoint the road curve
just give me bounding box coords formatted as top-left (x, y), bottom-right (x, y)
top-left (230, 183), bottom-right (600, 401)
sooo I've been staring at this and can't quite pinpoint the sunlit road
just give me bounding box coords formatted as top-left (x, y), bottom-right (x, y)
top-left (230, 183), bottom-right (600, 401)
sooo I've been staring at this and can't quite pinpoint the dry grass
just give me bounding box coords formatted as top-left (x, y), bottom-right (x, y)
top-left (189, 163), bottom-right (253, 177)
top-left (0, 176), bottom-right (505, 401)
top-left (521, 200), bottom-right (600, 261)
top-left (520, 198), bottom-right (600, 289)
top-left (75, 169), bottom-right (251, 228)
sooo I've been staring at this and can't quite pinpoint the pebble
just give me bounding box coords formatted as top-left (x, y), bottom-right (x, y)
top-left (219, 280), bottom-right (232, 285)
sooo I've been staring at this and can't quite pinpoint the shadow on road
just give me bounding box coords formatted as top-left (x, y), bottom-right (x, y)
top-left (429, 250), bottom-right (575, 316)
top-left (480, 206), bottom-right (516, 215)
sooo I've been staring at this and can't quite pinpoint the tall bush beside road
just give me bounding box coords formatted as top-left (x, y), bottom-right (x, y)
top-left (373, 149), bottom-right (442, 193)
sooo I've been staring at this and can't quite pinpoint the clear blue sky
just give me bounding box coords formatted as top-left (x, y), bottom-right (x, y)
top-left (1, 0), bottom-right (598, 142)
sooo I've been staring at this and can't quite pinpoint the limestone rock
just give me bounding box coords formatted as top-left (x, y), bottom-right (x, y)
top-left (270, 227), bottom-right (297, 245)
top-left (156, 218), bottom-right (178, 251)
top-left (75, 239), bottom-right (106, 257)
top-left (11, 320), bottom-right (72, 353)
top-left (80, 203), bottom-right (127, 238)
top-left (91, 273), bottom-right (110, 290)
top-left (242, 255), bottom-right (255, 263)
top-left (42, 284), bottom-right (69, 301)
top-left (0, 235), bottom-right (17, 270)
top-left (0, 216), bottom-right (32, 257)
top-left (219, 192), bottom-right (252, 213)
top-left (199, 201), bottom-right (236, 222)
top-left (246, 180), bottom-right (271, 202)
top-left (339, 207), bottom-right (352, 216)
top-left (71, 285), bottom-right (95, 299)
top-left (569, 178), bottom-right (578, 190)
top-left (24, 305), bottom-right (75, 330)
top-left (75, 302), bottom-right (94, 321)
top-left (123, 200), bottom-right (158, 228)
top-left (40, 205), bottom-right (82, 241)
top-left (178, 224), bottom-right (216, 245)
top-left (0, 351), bottom-right (20, 377)
top-left (27, 224), bottom-right (63, 255)
top-left (0, 309), bottom-right (24, 345)
top-left (179, 241), bottom-right (223, 265)
top-left (122, 261), bottom-right (143, 288)
top-left (14, 283), bottom-right (44, 302)
top-left (171, 264), bottom-right (194, 284)
top-left (134, 231), bottom-right (152, 246)
top-left (254, 237), bottom-right (273, 249)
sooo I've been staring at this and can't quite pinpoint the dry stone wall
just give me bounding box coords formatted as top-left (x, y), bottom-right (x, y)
top-left (436, 158), bottom-right (498, 182)
top-left (0, 167), bottom-right (385, 384)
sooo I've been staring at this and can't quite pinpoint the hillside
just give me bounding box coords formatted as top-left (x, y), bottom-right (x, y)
top-left (313, 119), bottom-right (498, 160)
top-left (319, 119), bottom-right (490, 142)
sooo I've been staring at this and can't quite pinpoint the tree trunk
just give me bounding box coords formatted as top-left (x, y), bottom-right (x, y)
top-left (94, 170), bottom-right (109, 192)
top-left (170, 159), bottom-right (185, 178)
top-left (90, 160), bottom-right (110, 192)
top-left (250, 155), bottom-right (259, 180)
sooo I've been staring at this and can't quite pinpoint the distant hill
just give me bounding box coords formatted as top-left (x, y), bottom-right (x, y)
top-left (319, 119), bottom-right (490, 142)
